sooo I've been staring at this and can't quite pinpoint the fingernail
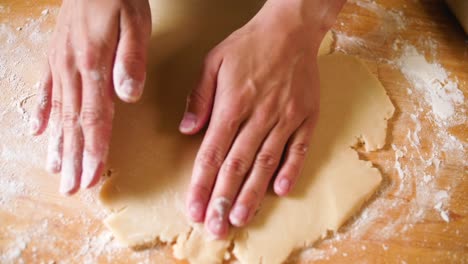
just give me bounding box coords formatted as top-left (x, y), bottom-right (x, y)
top-left (81, 153), bottom-right (101, 189)
top-left (188, 201), bottom-right (204, 222)
top-left (207, 217), bottom-right (225, 238)
top-left (179, 112), bottom-right (197, 133)
top-left (118, 79), bottom-right (144, 102)
top-left (230, 205), bottom-right (249, 226)
top-left (46, 145), bottom-right (62, 173)
top-left (114, 62), bottom-right (145, 103)
top-left (60, 159), bottom-right (77, 195)
top-left (277, 178), bottom-right (291, 194)
top-left (29, 118), bottom-right (39, 135)
top-left (46, 158), bottom-right (61, 174)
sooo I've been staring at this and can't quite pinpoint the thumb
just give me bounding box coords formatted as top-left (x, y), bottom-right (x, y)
top-left (179, 54), bottom-right (222, 135)
top-left (113, 6), bottom-right (151, 103)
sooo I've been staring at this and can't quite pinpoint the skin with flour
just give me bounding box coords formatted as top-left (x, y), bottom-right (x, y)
top-left (29, 0), bottom-right (345, 239)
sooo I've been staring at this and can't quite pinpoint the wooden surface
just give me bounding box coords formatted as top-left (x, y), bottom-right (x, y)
top-left (0, 0), bottom-right (466, 263)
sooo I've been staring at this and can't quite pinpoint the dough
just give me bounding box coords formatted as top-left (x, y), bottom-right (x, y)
top-left (100, 1), bottom-right (394, 263)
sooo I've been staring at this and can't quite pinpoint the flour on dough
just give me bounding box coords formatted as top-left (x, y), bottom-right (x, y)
top-left (99, 1), bottom-right (394, 264)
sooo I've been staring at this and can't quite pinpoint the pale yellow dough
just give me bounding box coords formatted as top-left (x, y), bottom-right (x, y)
top-left (100, 1), bottom-right (395, 263)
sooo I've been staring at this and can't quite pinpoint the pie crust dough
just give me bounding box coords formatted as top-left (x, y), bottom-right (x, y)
top-left (100, 1), bottom-right (395, 263)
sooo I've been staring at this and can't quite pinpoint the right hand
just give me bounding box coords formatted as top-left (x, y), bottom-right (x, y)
top-left (29, 0), bottom-right (152, 195)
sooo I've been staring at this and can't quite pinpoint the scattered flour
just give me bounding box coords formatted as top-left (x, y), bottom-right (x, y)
top-left (1, 1), bottom-right (466, 263)
top-left (335, 33), bottom-right (370, 54)
top-left (324, 38), bottom-right (465, 244)
top-left (0, 220), bottom-right (46, 263)
top-left (396, 45), bottom-right (465, 125)
top-left (0, 7), bottom-right (160, 264)
top-left (349, 0), bottom-right (407, 30)
top-left (298, 248), bottom-right (329, 262)
top-left (0, 6), bottom-right (49, 212)
top-left (306, 1), bottom-right (466, 262)
top-left (0, 173), bottom-right (29, 205)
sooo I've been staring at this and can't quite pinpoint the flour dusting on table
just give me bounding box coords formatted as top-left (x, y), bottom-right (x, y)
top-left (0, 7), bottom-right (155, 264)
top-left (1, 1), bottom-right (466, 263)
top-left (300, 1), bottom-right (466, 261)
top-left (396, 45), bottom-right (465, 124)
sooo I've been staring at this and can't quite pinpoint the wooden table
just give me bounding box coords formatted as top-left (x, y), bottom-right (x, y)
top-left (0, 0), bottom-right (466, 263)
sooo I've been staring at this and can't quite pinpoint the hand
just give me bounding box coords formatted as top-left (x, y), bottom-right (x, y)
top-left (180, 0), bottom-right (340, 239)
top-left (30, 0), bottom-right (152, 195)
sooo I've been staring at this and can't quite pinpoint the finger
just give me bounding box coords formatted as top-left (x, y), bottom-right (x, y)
top-left (186, 106), bottom-right (244, 223)
top-left (205, 114), bottom-right (276, 238)
top-left (46, 69), bottom-right (63, 174)
top-left (179, 51), bottom-right (222, 135)
top-left (229, 119), bottom-right (300, 227)
top-left (60, 70), bottom-right (83, 195)
top-left (113, 5), bottom-right (151, 103)
top-left (274, 118), bottom-right (316, 196)
top-left (30, 65), bottom-right (53, 135)
top-left (80, 68), bottom-right (114, 189)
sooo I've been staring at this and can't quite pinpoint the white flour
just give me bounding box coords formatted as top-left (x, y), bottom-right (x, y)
top-left (0, 6), bottom-right (160, 263)
top-left (321, 38), bottom-right (466, 249)
top-left (1, 1), bottom-right (466, 263)
top-left (348, 0), bottom-right (407, 32)
top-left (396, 45), bottom-right (465, 124)
top-left (302, 0), bottom-right (466, 261)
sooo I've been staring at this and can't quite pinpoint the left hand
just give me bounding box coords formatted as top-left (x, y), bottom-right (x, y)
top-left (179, 2), bottom-right (329, 239)
top-left (29, 0), bottom-right (152, 194)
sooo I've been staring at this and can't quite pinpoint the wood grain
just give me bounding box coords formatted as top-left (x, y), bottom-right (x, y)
top-left (0, 0), bottom-right (466, 263)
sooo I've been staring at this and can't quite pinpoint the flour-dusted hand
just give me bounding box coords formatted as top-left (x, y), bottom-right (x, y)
top-left (29, 0), bottom-right (152, 194)
top-left (181, 0), bottom-right (345, 238)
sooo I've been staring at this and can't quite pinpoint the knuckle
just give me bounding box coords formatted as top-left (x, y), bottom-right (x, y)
top-left (51, 100), bottom-right (62, 112)
top-left (80, 108), bottom-right (104, 128)
top-left (226, 116), bottom-right (242, 131)
top-left (255, 152), bottom-right (279, 171)
top-left (222, 157), bottom-right (249, 177)
top-left (236, 86), bottom-right (256, 104)
top-left (56, 53), bottom-right (74, 71)
top-left (283, 163), bottom-right (301, 177)
top-left (254, 109), bottom-right (275, 127)
top-left (190, 182), bottom-right (211, 200)
top-left (196, 147), bottom-right (224, 171)
top-left (79, 48), bottom-right (98, 71)
top-left (84, 144), bottom-right (101, 157)
top-left (226, 101), bottom-right (243, 115)
top-left (188, 88), bottom-right (209, 107)
top-left (121, 50), bottom-right (145, 68)
top-left (246, 188), bottom-right (261, 201)
top-left (192, 182), bottom-right (210, 193)
top-left (289, 142), bottom-right (309, 157)
top-left (219, 110), bottom-right (243, 132)
top-left (284, 103), bottom-right (306, 121)
top-left (62, 110), bottom-right (80, 130)
top-left (80, 106), bottom-right (113, 128)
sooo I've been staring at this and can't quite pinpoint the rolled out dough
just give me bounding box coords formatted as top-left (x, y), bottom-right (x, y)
top-left (99, 1), bottom-right (395, 263)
